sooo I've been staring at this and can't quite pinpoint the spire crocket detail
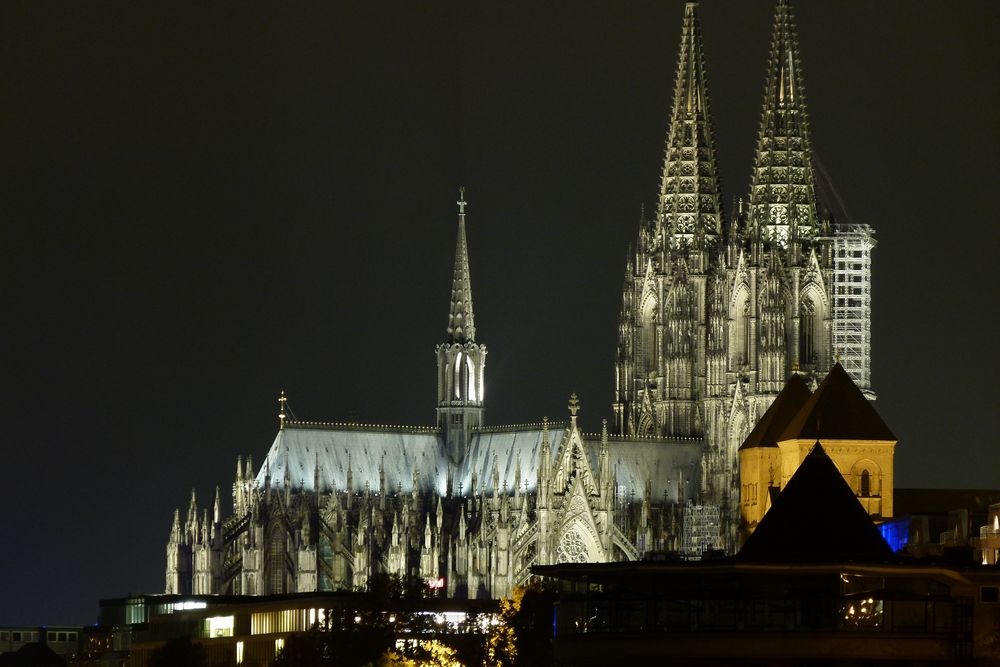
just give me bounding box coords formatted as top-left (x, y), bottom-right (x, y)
top-left (748, 0), bottom-right (820, 257)
top-left (446, 187), bottom-right (476, 343)
top-left (657, 2), bottom-right (724, 251)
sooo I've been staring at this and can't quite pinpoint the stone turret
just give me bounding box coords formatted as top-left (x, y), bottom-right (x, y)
top-left (436, 188), bottom-right (487, 471)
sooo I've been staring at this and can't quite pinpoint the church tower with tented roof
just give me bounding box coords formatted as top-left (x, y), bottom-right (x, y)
top-left (739, 363), bottom-right (897, 543)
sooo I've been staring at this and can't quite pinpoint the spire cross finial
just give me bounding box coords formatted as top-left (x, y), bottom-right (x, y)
top-left (278, 389), bottom-right (287, 429)
top-left (568, 393), bottom-right (580, 417)
top-left (457, 186), bottom-right (467, 216)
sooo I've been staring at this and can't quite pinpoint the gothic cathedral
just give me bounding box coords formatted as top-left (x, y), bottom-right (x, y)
top-left (166, 0), bottom-right (879, 598)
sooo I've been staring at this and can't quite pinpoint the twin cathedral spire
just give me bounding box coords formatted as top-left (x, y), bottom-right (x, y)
top-left (614, 0), bottom-right (858, 548)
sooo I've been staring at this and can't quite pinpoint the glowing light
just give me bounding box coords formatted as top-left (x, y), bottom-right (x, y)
top-left (236, 641), bottom-right (244, 664)
top-left (466, 355), bottom-right (477, 401)
top-left (207, 616), bottom-right (234, 638)
top-left (173, 600), bottom-right (207, 611)
top-left (274, 638), bottom-right (284, 656)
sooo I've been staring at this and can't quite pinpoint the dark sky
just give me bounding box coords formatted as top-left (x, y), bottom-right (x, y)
top-left (1, 1), bottom-right (997, 626)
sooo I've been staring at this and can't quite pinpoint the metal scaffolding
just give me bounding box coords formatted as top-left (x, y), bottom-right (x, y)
top-left (831, 224), bottom-right (875, 391)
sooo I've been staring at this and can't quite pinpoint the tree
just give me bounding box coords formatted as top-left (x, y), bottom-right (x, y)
top-left (482, 582), bottom-right (555, 667)
top-left (377, 640), bottom-right (462, 667)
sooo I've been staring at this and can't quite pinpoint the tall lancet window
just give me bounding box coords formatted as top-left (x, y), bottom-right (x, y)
top-left (731, 287), bottom-right (750, 368)
top-left (800, 300), bottom-right (815, 365)
top-left (860, 470), bottom-right (871, 498)
top-left (639, 297), bottom-right (657, 381)
top-left (743, 300), bottom-right (752, 363)
top-left (466, 355), bottom-right (477, 402)
top-left (453, 352), bottom-right (463, 399)
top-left (268, 527), bottom-right (285, 594)
top-left (318, 536), bottom-right (333, 591)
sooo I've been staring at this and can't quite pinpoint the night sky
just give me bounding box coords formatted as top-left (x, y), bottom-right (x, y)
top-left (1, 1), bottom-right (997, 626)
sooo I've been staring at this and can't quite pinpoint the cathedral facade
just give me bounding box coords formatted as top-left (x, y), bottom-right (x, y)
top-left (612, 1), bottom-right (875, 550)
top-left (166, 0), bottom-right (877, 598)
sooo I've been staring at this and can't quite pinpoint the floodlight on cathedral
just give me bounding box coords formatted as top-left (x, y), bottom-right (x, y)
top-left (165, 0), bottom-right (881, 599)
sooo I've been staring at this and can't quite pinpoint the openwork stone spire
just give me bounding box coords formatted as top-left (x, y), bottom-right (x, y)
top-left (446, 187), bottom-right (476, 343)
top-left (748, 0), bottom-right (819, 249)
top-left (656, 2), bottom-right (724, 247)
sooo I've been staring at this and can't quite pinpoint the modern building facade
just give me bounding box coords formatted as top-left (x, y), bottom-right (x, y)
top-left (538, 450), bottom-right (996, 666)
top-left (165, 0), bottom-right (882, 599)
top-left (98, 592), bottom-right (497, 667)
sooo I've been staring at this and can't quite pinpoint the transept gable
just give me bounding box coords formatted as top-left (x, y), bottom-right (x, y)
top-left (553, 475), bottom-right (606, 564)
top-left (553, 424), bottom-right (599, 498)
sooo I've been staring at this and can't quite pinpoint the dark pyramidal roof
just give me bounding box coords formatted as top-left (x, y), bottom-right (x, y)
top-left (779, 362), bottom-right (895, 442)
top-left (738, 443), bottom-right (894, 563)
top-left (739, 373), bottom-right (812, 450)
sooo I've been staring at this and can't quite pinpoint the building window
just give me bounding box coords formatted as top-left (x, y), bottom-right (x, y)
top-left (1, 632), bottom-right (7, 641)
top-left (207, 616), bottom-right (234, 638)
top-left (12, 633), bottom-right (20, 642)
top-left (453, 352), bottom-right (463, 399)
top-left (68, 633), bottom-right (77, 642)
top-left (269, 528), bottom-right (286, 595)
top-left (799, 300), bottom-right (815, 365)
top-left (275, 637), bottom-right (285, 656)
top-left (860, 470), bottom-right (871, 497)
top-left (236, 640), bottom-right (245, 664)
top-left (981, 586), bottom-right (999, 603)
top-left (58, 632), bottom-right (66, 642)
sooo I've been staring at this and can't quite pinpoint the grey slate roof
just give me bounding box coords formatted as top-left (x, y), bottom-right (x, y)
top-left (455, 427), bottom-right (566, 495)
top-left (255, 423), bottom-right (703, 500)
top-left (256, 427), bottom-right (446, 495)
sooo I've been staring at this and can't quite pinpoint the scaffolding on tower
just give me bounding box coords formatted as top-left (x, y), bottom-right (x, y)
top-left (831, 224), bottom-right (875, 393)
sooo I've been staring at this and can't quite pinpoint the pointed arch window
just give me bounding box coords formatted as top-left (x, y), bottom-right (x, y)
top-left (638, 297), bottom-right (657, 380)
top-left (453, 352), bottom-right (463, 400)
top-left (466, 354), bottom-right (477, 402)
top-left (730, 287), bottom-right (751, 368)
top-left (268, 527), bottom-right (286, 595)
top-left (743, 299), bottom-right (752, 363)
top-left (318, 535), bottom-right (333, 591)
top-left (799, 299), bottom-right (816, 365)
